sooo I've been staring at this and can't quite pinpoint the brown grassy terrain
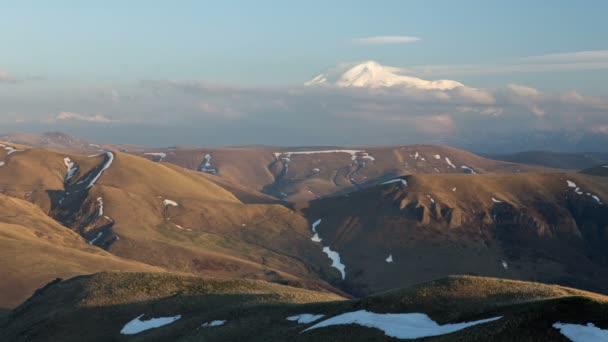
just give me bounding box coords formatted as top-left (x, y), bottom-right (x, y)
top-left (133, 144), bottom-right (552, 202)
top-left (302, 172), bottom-right (608, 296)
top-left (581, 164), bottom-right (608, 177)
top-left (0, 194), bottom-right (164, 308)
top-left (490, 150), bottom-right (608, 170)
top-left (3, 273), bottom-right (607, 341)
top-left (0, 147), bottom-right (343, 299)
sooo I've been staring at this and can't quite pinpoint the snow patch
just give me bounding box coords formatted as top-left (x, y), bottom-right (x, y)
top-left (445, 157), bottom-right (456, 169)
top-left (287, 314), bottom-right (325, 324)
top-left (414, 152), bottom-right (419, 160)
top-left (360, 152), bottom-right (375, 161)
top-left (501, 260), bottom-right (508, 269)
top-left (303, 310), bottom-right (502, 339)
top-left (4, 146), bottom-right (22, 155)
top-left (491, 197), bottom-right (503, 203)
top-left (0, 161), bottom-right (4, 167)
top-left (592, 195), bottom-right (603, 204)
top-left (88, 232), bottom-right (103, 245)
top-left (120, 314), bottom-right (181, 335)
top-left (85, 152), bottom-right (114, 189)
top-left (143, 152), bottom-right (167, 162)
top-left (201, 320), bottom-right (226, 328)
top-left (381, 178), bottom-right (407, 186)
top-left (386, 254), bottom-right (393, 263)
top-left (461, 165), bottom-right (477, 174)
top-left (198, 153), bottom-right (217, 174)
top-left (567, 180), bottom-right (577, 188)
top-left (434, 154), bottom-right (441, 160)
top-left (275, 150), bottom-right (365, 161)
top-left (305, 61), bottom-right (464, 90)
top-left (322, 246), bottom-right (346, 280)
top-left (553, 322), bottom-right (608, 342)
top-left (163, 199), bottom-right (179, 207)
top-left (97, 197), bottom-right (104, 216)
top-left (452, 187), bottom-right (457, 192)
top-left (63, 157), bottom-right (78, 182)
top-left (311, 219), bottom-right (322, 242)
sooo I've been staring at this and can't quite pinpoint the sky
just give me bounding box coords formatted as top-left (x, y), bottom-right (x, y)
top-left (1, 0), bottom-right (608, 152)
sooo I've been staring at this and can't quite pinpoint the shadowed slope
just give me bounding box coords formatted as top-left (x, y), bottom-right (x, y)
top-left (3, 273), bottom-right (608, 341)
top-left (302, 172), bottom-right (608, 296)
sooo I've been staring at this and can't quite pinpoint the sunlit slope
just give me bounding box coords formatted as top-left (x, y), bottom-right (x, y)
top-left (0, 194), bottom-right (163, 308)
top-left (0, 148), bottom-right (342, 294)
top-left (135, 144), bottom-right (550, 202)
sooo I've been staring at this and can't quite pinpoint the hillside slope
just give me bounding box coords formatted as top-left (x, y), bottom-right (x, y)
top-left (0, 194), bottom-right (163, 308)
top-left (0, 147), bottom-right (344, 296)
top-left (489, 151), bottom-right (608, 170)
top-left (135, 145), bottom-right (550, 202)
top-left (3, 273), bottom-right (607, 341)
top-left (301, 172), bottom-right (608, 296)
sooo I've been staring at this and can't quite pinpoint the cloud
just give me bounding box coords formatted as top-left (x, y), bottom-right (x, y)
top-left (409, 50), bottom-right (608, 76)
top-left (0, 70), bottom-right (16, 83)
top-left (522, 50), bottom-right (608, 63)
top-left (351, 36), bottom-right (420, 45)
top-left (56, 111), bottom-right (115, 123)
top-left (2, 68), bottom-right (608, 151)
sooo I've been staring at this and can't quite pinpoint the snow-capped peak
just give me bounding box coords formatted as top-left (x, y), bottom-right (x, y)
top-left (305, 61), bottom-right (464, 90)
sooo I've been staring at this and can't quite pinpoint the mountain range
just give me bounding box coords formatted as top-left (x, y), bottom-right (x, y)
top-left (1, 132), bottom-right (607, 341)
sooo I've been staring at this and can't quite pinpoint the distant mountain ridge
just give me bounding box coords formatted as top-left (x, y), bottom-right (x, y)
top-left (305, 61), bottom-right (463, 90)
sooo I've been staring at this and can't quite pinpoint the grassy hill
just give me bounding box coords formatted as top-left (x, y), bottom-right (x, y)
top-left (0, 194), bottom-right (164, 308)
top-left (301, 172), bottom-right (608, 296)
top-left (489, 151), bottom-right (608, 170)
top-left (581, 164), bottom-right (608, 177)
top-left (133, 144), bottom-right (550, 202)
top-left (0, 147), bottom-right (344, 299)
top-left (2, 273), bottom-right (607, 341)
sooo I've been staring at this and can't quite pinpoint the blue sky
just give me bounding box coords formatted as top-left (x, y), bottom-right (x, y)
top-left (1, 1), bottom-right (608, 151)
top-left (2, 0), bottom-right (607, 89)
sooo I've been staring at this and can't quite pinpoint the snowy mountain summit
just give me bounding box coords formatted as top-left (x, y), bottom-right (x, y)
top-left (305, 61), bottom-right (463, 90)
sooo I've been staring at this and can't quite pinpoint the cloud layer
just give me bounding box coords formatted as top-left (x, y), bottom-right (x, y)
top-left (1, 61), bottom-right (607, 152)
top-left (0, 70), bottom-right (16, 83)
top-left (351, 36), bottom-right (420, 45)
top-left (56, 111), bottom-right (115, 123)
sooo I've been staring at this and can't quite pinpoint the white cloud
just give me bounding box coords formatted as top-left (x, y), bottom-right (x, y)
top-left (522, 50), bottom-right (608, 63)
top-left (0, 70), bottom-right (16, 83)
top-left (56, 111), bottom-right (115, 123)
top-left (352, 36), bottom-right (420, 45)
top-left (411, 50), bottom-right (608, 76)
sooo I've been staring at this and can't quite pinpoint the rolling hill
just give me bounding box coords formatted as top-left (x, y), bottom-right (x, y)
top-left (0, 193), bottom-right (164, 308)
top-left (489, 151), bottom-right (608, 170)
top-left (301, 172), bottom-right (608, 296)
top-left (0, 145), bottom-right (345, 302)
top-left (2, 273), bottom-right (607, 341)
top-left (133, 144), bottom-right (549, 202)
top-left (2, 136), bottom-right (608, 341)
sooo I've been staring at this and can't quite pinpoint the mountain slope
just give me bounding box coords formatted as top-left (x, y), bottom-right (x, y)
top-left (581, 164), bottom-right (608, 177)
top-left (3, 273), bottom-right (607, 341)
top-left (305, 61), bottom-right (463, 90)
top-left (301, 172), bottom-right (608, 296)
top-left (135, 145), bottom-right (550, 202)
top-left (0, 132), bottom-right (107, 153)
top-left (489, 151), bottom-right (608, 170)
top-left (0, 147), bottom-right (344, 296)
top-left (0, 194), bottom-right (164, 308)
